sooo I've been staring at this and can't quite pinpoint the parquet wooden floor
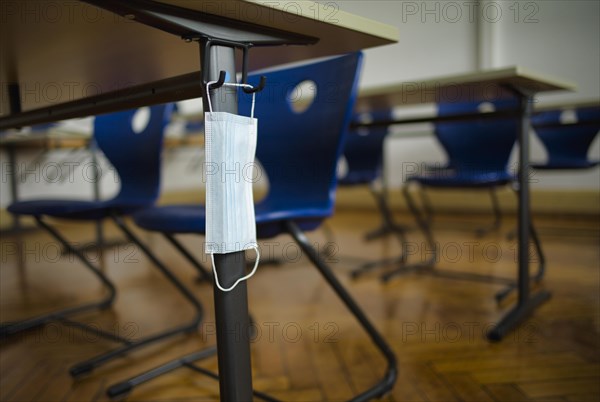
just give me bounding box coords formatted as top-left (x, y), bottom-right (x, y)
top-left (1, 210), bottom-right (598, 401)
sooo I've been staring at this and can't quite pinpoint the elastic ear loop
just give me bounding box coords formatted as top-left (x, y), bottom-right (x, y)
top-left (210, 246), bottom-right (260, 292)
top-left (206, 81), bottom-right (256, 117)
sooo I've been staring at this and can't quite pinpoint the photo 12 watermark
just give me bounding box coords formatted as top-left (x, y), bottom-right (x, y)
top-left (200, 320), bottom-right (340, 344)
top-left (0, 80), bottom-right (137, 109)
top-left (2, 160), bottom-right (119, 186)
top-left (401, 320), bottom-right (542, 343)
top-left (0, 239), bottom-right (339, 266)
top-left (400, 1), bottom-right (540, 24)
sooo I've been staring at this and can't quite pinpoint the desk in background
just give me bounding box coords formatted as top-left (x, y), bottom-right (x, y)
top-left (355, 66), bottom-right (575, 340)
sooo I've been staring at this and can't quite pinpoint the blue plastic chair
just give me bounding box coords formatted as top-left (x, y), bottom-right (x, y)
top-left (391, 98), bottom-right (546, 299)
top-left (1, 122), bottom-right (57, 234)
top-left (339, 110), bottom-right (391, 186)
top-left (419, 128), bottom-right (507, 237)
top-left (4, 104), bottom-right (207, 378)
top-left (417, 100), bottom-right (520, 235)
top-left (107, 52), bottom-right (397, 401)
top-left (399, 99), bottom-right (518, 278)
top-left (531, 106), bottom-right (600, 169)
top-left (338, 110), bottom-right (410, 278)
top-left (340, 111), bottom-right (399, 238)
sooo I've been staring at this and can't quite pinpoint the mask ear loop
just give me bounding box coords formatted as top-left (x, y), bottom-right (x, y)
top-left (205, 81), bottom-right (256, 117)
top-left (205, 80), bottom-right (258, 292)
top-left (211, 246), bottom-right (260, 292)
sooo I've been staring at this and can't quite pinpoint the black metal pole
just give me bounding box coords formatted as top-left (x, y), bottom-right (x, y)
top-left (487, 91), bottom-right (551, 341)
top-left (517, 94), bottom-right (532, 305)
top-left (200, 42), bottom-right (254, 401)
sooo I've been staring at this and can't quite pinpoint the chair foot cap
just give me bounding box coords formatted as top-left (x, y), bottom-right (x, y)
top-left (106, 382), bottom-right (132, 399)
top-left (69, 363), bottom-right (94, 378)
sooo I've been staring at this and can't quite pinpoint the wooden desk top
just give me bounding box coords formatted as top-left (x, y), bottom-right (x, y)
top-left (356, 66), bottom-right (576, 113)
top-left (1, 0), bottom-right (397, 117)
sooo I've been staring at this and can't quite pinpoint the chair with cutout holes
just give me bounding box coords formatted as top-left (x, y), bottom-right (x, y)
top-left (106, 52), bottom-right (397, 401)
top-left (3, 104), bottom-right (211, 378)
top-left (418, 118), bottom-right (506, 237)
top-left (501, 106), bottom-right (600, 246)
top-left (531, 105), bottom-right (600, 170)
top-left (386, 98), bottom-right (546, 303)
top-left (337, 110), bottom-right (410, 279)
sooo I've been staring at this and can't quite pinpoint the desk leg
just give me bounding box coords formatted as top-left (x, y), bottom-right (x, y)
top-left (213, 253), bottom-right (253, 399)
top-left (203, 44), bottom-right (254, 400)
top-left (488, 93), bottom-right (551, 341)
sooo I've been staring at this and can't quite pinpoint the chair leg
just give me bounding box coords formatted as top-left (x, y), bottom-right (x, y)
top-left (364, 185), bottom-right (405, 241)
top-left (319, 221), bottom-right (337, 258)
top-left (384, 184), bottom-right (545, 304)
top-left (475, 187), bottom-right (503, 237)
top-left (105, 347), bottom-right (279, 401)
top-left (109, 223), bottom-right (397, 401)
top-left (379, 183), bottom-right (438, 283)
top-left (350, 229), bottom-right (408, 279)
top-left (68, 214), bottom-right (204, 378)
top-left (418, 186), bottom-right (434, 227)
top-left (106, 347), bottom-right (217, 399)
top-left (351, 187), bottom-right (409, 279)
top-left (286, 220), bottom-right (397, 400)
top-left (162, 233), bottom-right (212, 282)
top-left (0, 216), bottom-right (117, 338)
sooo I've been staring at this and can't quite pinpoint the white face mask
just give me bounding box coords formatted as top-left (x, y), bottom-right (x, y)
top-left (204, 82), bottom-right (260, 292)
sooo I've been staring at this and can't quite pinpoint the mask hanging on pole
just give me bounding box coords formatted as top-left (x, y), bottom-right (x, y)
top-left (204, 82), bottom-right (259, 292)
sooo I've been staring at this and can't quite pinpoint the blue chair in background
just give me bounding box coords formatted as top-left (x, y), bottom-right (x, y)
top-left (106, 52), bottom-right (397, 401)
top-left (338, 111), bottom-right (409, 278)
top-left (386, 98), bottom-right (545, 301)
top-left (504, 105), bottom-right (599, 248)
top-left (1, 122), bottom-right (59, 235)
top-left (531, 105), bottom-right (600, 170)
top-left (339, 110), bottom-right (400, 238)
top-left (4, 104), bottom-right (208, 378)
top-left (420, 116), bottom-right (505, 237)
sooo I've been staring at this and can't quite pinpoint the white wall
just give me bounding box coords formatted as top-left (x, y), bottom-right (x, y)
top-left (485, 0), bottom-right (600, 189)
top-left (333, 0), bottom-right (600, 190)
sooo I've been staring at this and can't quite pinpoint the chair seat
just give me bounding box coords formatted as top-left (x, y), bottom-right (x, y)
top-left (339, 170), bottom-right (378, 185)
top-left (133, 205), bottom-right (202, 233)
top-left (8, 199), bottom-right (150, 220)
top-left (531, 160), bottom-right (599, 170)
top-left (409, 172), bottom-right (513, 188)
top-left (133, 203), bottom-right (331, 238)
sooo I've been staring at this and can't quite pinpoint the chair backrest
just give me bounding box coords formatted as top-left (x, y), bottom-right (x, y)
top-left (339, 110), bottom-right (391, 185)
top-left (532, 106), bottom-right (600, 166)
top-left (435, 98), bottom-right (519, 175)
top-left (93, 104), bottom-right (173, 206)
top-left (239, 52), bottom-right (363, 214)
